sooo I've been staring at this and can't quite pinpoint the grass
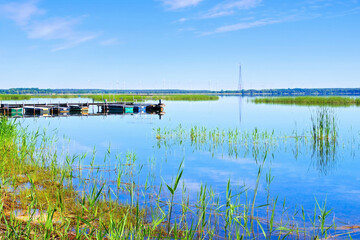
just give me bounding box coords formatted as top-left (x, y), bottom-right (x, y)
top-left (252, 96), bottom-right (360, 106)
top-left (77, 94), bottom-right (219, 102)
top-left (0, 94), bottom-right (32, 101)
top-left (0, 94), bottom-right (219, 102)
top-left (0, 116), bottom-right (357, 239)
top-left (0, 117), bottom-right (149, 238)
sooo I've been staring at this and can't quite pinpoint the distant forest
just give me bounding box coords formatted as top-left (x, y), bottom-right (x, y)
top-left (1, 88), bottom-right (360, 96)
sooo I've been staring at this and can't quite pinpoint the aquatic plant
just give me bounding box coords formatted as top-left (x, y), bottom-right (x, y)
top-left (0, 94), bottom-right (32, 101)
top-left (0, 94), bottom-right (219, 102)
top-left (310, 107), bottom-right (338, 174)
top-left (252, 96), bottom-right (360, 107)
top-left (155, 125), bottom-right (278, 161)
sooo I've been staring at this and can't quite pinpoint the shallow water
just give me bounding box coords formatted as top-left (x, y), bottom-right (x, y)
top-left (6, 96), bottom-right (360, 226)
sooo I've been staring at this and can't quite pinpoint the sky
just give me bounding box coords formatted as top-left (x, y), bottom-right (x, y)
top-left (0, 0), bottom-right (359, 90)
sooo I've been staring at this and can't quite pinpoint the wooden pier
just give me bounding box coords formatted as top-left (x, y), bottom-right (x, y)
top-left (0, 100), bottom-right (165, 118)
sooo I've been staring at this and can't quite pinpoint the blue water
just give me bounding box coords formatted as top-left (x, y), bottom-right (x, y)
top-left (8, 96), bottom-right (360, 226)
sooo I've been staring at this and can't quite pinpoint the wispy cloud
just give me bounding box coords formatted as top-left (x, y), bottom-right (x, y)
top-left (0, 0), bottom-right (97, 51)
top-left (27, 16), bottom-right (85, 39)
top-left (161, 0), bottom-right (204, 10)
top-left (0, 0), bottom-right (44, 25)
top-left (172, 0), bottom-right (359, 35)
top-left (100, 38), bottom-right (120, 46)
top-left (203, 18), bottom-right (285, 35)
top-left (52, 35), bottom-right (97, 52)
top-left (173, 17), bottom-right (188, 23)
top-left (201, 0), bottom-right (262, 18)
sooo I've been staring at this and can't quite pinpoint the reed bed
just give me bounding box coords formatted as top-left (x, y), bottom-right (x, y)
top-left (155, 124), bottom-right (279, 161)
top-left (154, 105), bottom-right (343, 172)
top-left (0, 94), bottom-right (32, 100)
top-left (253, 96), bottom-right (360, 106)
top-left (0, 116), bottom-right (356, 239)
top-left (84, 94), bottom-right (219, 102)
top-left (0, 94), bottom-right (219, 102)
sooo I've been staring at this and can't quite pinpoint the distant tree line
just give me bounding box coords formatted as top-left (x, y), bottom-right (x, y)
top-left (1, 88), bottom-right (360, 96)
top-left (218, 88), bottom-right (360, 96)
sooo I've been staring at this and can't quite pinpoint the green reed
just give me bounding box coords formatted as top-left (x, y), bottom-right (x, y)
top-left (253, 96), bottom-right (360, 107)
top-left (0, 94), bottom-right (219, 102)
top-left (310, 107), bottom-right (338, 175)
top-left (156, 125), bottom-right (278, 161)
top-left (0, 94), bottom-right (32, 101)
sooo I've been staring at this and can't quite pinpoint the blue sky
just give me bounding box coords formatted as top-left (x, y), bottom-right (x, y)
top-left (0, 0), bottom-right (359, 90)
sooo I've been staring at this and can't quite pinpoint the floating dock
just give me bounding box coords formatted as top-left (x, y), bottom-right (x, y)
top-left (0, 100), bottom-right (165, 118)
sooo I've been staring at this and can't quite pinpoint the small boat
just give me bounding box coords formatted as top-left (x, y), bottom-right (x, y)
top-left (51, 106), bottom-right (70, 114)
top-left (107, 104), bottom-right (125, 113)
top-left (107, 104), bottom-right (134, 114)
top-left (24, 106), bottom-right (50, 115)
top-left (133, 104), bottom-right (146, 113)
top-left (146, 104), bottom-right (164, 113)
top-left (69, 105), bottom-right (89, 112)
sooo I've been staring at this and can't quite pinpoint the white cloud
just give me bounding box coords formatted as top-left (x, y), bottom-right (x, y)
top-left (201, 0), bottom-right (262, 18)
top-left (100, 38), bottom-right (120, 46)
top-left (203, 18), bottom-right (285, 35)
top-left (27, 17), bottom-right (81, 40)
top-left (162, 0), bottom-right (204, 10)
top-left (214, 0), bottom-right (262, 11)
top-left (173, 17), bottom-right (188, 23)
top-left (52, 35), bottom-right (97, 52)
top-left (0, 1), bottom-right (97, 51)
top-left (0, 0), bottom-right (44, 26)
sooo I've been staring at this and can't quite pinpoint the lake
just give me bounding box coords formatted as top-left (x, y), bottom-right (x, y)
top-left (6, 96), bottom-right (360, 237)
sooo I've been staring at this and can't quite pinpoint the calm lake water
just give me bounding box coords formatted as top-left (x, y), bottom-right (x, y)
top-left (6, 96), bottom-right (360, 226)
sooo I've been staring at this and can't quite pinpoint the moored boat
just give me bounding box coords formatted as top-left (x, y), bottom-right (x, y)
top-left (24, 106), bottom-right (50, 116)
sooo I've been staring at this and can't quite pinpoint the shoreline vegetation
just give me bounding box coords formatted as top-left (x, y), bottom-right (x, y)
top-left (1, 115), bottom-right (359, 238)
top-left (0, 94), bottom-right (219, 102)
top-left (253, 96), bottom-right (360, 106)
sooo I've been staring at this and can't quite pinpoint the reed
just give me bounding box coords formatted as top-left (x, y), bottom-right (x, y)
top-left (0, 94), bottom-right (219, 102)
top-left (253, 96), bottom-right (360, 106)
top-left (310, 107), bottom-right (338, 175)
top-left (0, 94), bottom-right (32, 100)
top-left (84, 94), bottom-right (219, 102)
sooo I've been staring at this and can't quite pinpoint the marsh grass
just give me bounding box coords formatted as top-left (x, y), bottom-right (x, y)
top-left (0, 117), bottom-right (150, 239)
top-left (156, 124), bottom-right (278, 161)
top-left (155, 113), bottom-right (342, 176)
top-left (0, 94), bottom-right (32, 101)
top-left (253, 96), bottom-right (360, 107)
top-left (0, 94), bottom-right (219, 102)
top-left (0, 117), bottom-right (356, 239)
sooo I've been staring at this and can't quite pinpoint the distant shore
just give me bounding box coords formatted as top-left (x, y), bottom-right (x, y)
top-left (1, 87), bottom-right (360, 97)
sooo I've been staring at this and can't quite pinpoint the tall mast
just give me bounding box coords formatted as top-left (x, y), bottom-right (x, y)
top-left (238, 63), bottom-right (242, 91)
top-left (238, 63), bottom-right (242, 124)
